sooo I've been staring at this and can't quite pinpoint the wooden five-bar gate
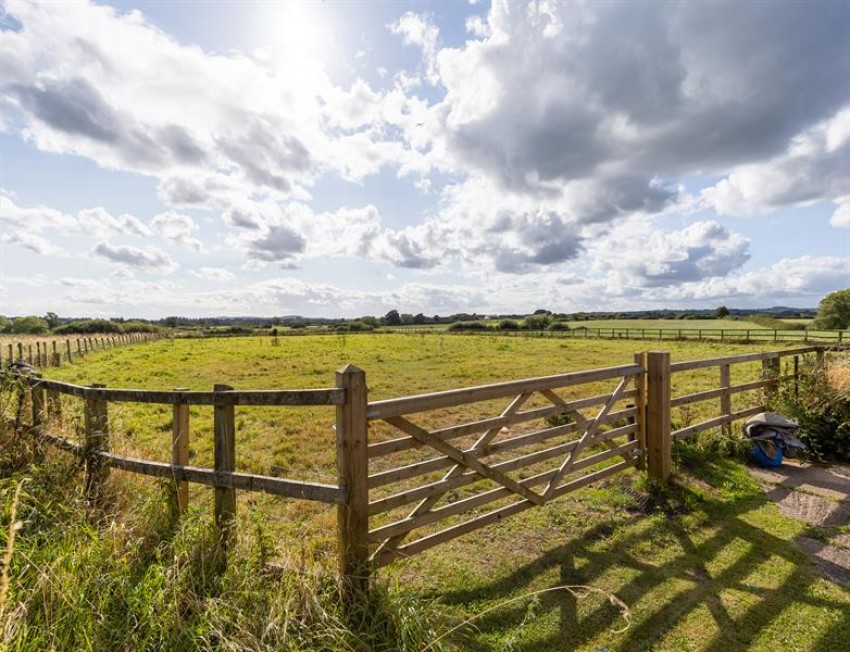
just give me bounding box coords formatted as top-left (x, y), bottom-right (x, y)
top-left (5, 345), bottom-right (824, 598)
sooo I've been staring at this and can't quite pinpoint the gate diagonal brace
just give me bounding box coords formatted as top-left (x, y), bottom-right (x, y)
top-left (384, 415), bottom-right (545, 506)
top-left (540, 388), bottom-right (634, 465)
top-left (542, 376), bottom-right (631, 500)
top-left (372, 392), bottom-right (532, 558)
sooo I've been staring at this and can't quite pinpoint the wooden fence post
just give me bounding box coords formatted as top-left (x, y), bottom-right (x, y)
top-left (793, 355), bottom-right (800, 400)
top-left (213, 384), bottom-right (236, 537)
top-left (720, 363), bottom-right (731, 438)
top-left (645, 351), bottom-right (671, 481)
top-left (172, 388), bottom-right (190, 513)
top-left (633, 352), bottom-right (647, 469)
top-left (762, 356), bottom-right (781, 404)
top-left (47, 388), bottom-right (61, 421)
top-left (84, 384), bottom-right (110, 503)
top-left (31, 376), bottom-right (45, 431)
top-left (335, 364), bottom-right (370, 601)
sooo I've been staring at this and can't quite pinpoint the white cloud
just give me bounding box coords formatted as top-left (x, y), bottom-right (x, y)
top-left (389, 12), bottom-right (440, 84)
top-left (0, 0), bottom-right (413, 204)
top-left (1, 230), bottom-right (64, 255)
top-left (594, 220), bottom-right (751, 289)
top-left (1, 195), bottom-right (150, 237)
top-left (190, 267), bottom-right (236, 282)
top-left (465, 15), bottom-right (489, 38)
top-left (647, 256), bottom-right (850, 304)
top-left (151, 210), bottom-right (203, 251)
top-left (93, 242), bottom-right (178, 274)
top-left (701, 108), bottom-right (850, 218)
top-left (432, 1), bottom-right (850, 206)
top-left (829, 199), bottom-right (850, 228)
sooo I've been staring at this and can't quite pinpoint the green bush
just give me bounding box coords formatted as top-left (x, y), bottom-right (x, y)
top-left (7, 315), bottom-right (49, 334)
top-left (547, 321), bottom-right (570, 331)
top-left (336, 321), bottom-right (374, 332)
top-left (523, 314), bottom-right (552, 330)
top-left (447, 321), bottom-right (489, 331)
top-left (54, 319), bottom-right (123, 334)
top-left (776, 356), bottom-right (850, 461)
top-left (498, 319), bottom-right (521, 330)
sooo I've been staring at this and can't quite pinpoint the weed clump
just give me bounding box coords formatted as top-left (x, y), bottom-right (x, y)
top-left (776, 353), bottom-right (850, 461)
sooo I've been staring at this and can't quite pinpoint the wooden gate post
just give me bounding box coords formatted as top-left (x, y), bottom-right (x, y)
top-left (213, 384), bottom-right (236, 536)
top-left (645, 351), bottom-right (671, 481)
top-left (172, 388), bottom-right (190, 513)
top-left (335, 364), bottom-right (370, 601)
top-left (84, 384), bottom-right (110, 503)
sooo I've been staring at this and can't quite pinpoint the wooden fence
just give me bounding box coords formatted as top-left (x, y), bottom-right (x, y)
top-left (388, 326), bottom-right (848, 344)
top-left (6, 345), bottom-right (824, 595)
top-left (0, 332), bottom-right (163, 369)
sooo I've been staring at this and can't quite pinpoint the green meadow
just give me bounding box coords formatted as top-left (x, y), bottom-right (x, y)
top-left (2, 333), bottom-right (847, 651)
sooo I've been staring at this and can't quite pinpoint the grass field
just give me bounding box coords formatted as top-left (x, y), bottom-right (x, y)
top-left (35, 335), bottom-right (792, 539)
top-left (3, 334), bottom-right (848, 650)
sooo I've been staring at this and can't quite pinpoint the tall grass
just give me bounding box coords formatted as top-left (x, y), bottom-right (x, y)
top-left (0, 444), bottom-right (454, 652)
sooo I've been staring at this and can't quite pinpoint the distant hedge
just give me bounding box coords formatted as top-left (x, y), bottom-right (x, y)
top-left (447, 321), bottom-right (490, 331)
top-left (53, 319), bottom-right (160, 335)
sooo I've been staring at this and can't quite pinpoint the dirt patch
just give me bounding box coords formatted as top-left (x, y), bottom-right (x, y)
top-left (749, 459), bottom-right (850, 587)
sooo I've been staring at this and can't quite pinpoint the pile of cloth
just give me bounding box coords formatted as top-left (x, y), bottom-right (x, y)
top-left (744, 412), bottom-right (806, 467)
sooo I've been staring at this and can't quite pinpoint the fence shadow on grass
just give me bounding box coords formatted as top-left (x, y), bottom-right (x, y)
top-left (436, 459), bottom-right (850, 651)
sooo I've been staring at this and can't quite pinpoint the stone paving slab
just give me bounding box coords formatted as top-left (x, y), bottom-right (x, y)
top-left (796, 537), bottom-right (850, 587)
top-left (748, 460), bottom-right (850, 501)
top-left (748, 460), bottom-right (850, 587)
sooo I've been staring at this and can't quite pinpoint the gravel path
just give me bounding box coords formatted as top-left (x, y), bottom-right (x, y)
top-left (749, 460), bottom-right (850, 587)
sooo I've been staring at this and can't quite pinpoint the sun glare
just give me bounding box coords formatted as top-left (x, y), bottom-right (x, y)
top-left (253, 1), bottom-right (334, 63)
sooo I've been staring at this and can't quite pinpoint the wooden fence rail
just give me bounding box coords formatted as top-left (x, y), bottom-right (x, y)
top-left (0, 332), bottom-right (163, 370)
top-left (4, 344), bottom-right (826, 594)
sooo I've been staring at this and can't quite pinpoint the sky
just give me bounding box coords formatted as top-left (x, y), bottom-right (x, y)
top-left (0, 0), bottom-right (849, 319)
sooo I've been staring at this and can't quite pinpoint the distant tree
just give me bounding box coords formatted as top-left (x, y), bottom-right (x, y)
top-left (162, 316), bottom-right (181, 328)
top-left (0, 316), bottom-right (10, 333)
top-left (400, 313), bottom-right (414, 325)
top-left (524, 314), bottom-right (552, 330)
top-left (10, 315), bottom-right (49, 334)
top-left (412, 313), bottom-right (427, 325)
top-left (383, 309), bottom-right (402, 326)
top-left (533, 308), bottom-right (551, 315)
top-left (359, 316), bottom-right (380, 328)
top-left (714, 306), bottom-right (730, 318)
top-left (813, 289), bottom-right (850, 330)
top-left (44, 311), bottom-right (61, 329)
